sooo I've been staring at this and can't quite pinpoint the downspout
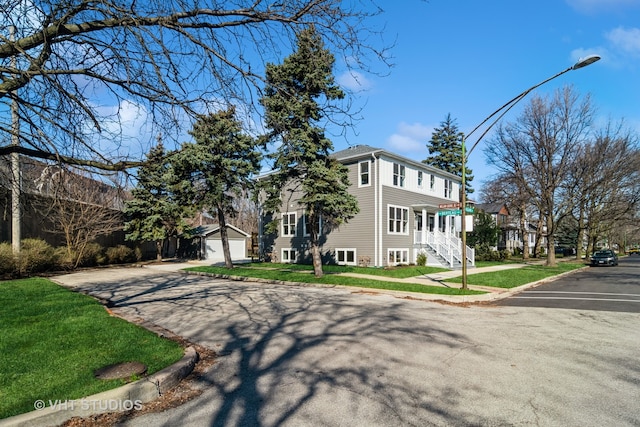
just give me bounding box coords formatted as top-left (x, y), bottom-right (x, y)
top-left (371, 152), bottom-right (378, 267)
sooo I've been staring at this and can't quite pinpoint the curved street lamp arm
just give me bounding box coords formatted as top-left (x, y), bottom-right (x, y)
top-left (465, 65), bottom-right (574, 155)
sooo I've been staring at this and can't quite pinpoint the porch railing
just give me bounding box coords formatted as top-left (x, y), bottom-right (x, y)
top-left (414, 230), bottom-right (475, 268)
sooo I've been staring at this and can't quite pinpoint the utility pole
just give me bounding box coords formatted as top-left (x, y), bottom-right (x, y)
top-left (10, 25), bottom-right (21, 253)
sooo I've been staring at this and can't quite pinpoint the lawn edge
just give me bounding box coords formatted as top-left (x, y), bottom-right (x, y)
top-left (0, 347), bottom-right (198, 427)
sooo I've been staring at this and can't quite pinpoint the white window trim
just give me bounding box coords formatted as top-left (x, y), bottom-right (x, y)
top-left (393, 163), bottom-right (406, 188)
top-left (387, 248), bottom-right (409, 265)
top-left (336, 248), bottom-right (357, 266)
top-left (388, 204), bottom-right (409, 235)
top-left (281, 212), bottom-right (297, 237)
top-left (281, 248), bottom-right (297, 263)
top-left (417, 170), bottom-right (423, 188)
top-left (358, 160), bottom-right (371, 187)
top-left (303, 212), bottom-right (322, 237)
top-left (430, 174), bottom-right (435, 190)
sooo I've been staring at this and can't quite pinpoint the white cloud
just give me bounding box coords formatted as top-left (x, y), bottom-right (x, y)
top-left (337, 71), bottom-right (373, 92)
top-left (386, 122), bottom-right (433, 154)
top-left (571, 25), bottom-right (640, 69)
top-left (605, 27), bottom-right (640, 56)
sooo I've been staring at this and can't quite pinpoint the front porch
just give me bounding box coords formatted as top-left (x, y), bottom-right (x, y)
top-left (414, 230), bottom-right (475, 269)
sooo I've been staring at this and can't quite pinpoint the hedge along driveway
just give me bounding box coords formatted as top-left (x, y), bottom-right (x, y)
top-left (0, 278), bottom-right (184, 419)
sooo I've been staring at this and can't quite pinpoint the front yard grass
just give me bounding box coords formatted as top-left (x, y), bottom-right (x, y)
top-left (233, 262), bottom-right (449, 278)
top-left (0, 278), bottom-right (184, 420)
top-left (447, 262), bottom-right (586, 288)
top-left (186, 264), bottom-right (485, 296)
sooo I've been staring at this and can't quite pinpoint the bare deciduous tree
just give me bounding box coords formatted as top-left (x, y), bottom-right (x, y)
top-left (485, 86), bottom-right (594, 266)
top-left (566, 122), bottom-right (640, 257)
top-left (37, 166), bottom-right (126, 267)
top-left (0, 1), bottom-right (390, 170)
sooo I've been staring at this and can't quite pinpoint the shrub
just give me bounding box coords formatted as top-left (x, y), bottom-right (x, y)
top-left (16, 239), bottom-right (56, 276)
top-left (416, 251), bottom-right (427, 267)
top-left (106, 245), bottom-right (135, 264)
top-left (0, 243), bottom-right (15, 276)
top-left (80, 243), bottom-right (105, 266)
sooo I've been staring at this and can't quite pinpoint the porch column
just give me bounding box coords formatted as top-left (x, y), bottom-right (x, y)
top-left (421, 208), bottom-right (427, 244)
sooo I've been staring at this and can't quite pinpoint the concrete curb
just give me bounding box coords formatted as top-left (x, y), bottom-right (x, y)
top-left (0, 347), bottom-right (198, 427)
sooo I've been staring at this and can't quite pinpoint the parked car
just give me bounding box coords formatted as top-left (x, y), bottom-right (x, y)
top-left (590, 250), bottom-right (618, 266)
top-left (629, 248), bottom-right (640, 255)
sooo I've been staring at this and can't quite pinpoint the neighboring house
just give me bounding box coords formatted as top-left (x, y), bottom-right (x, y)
top-left (475, 203), bottom-right (539, 255)
top-left (258, 145), bottom-right (474, 269)
top-left (0, 156), bottom-right (128, 248)
top-left (196, 224), bottom-right (250, 263)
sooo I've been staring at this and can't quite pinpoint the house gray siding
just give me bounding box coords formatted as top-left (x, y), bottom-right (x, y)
top-left (318, 159), bottom-right (377, 266)
top-left (259, 145), bottom-right (462, 267)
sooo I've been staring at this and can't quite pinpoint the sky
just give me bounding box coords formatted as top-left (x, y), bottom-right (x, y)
top-left (331, 0), bottom-right (640, 196)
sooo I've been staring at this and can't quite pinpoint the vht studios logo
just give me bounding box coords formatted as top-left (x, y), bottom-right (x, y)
top-left (34, 399), bottom-right (143, 411)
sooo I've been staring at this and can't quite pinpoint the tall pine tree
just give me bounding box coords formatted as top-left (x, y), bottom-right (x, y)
top-left (124, 141), bottom-right (191, 261)
top-left (260, 25), bottom-right (359, 278)
top-left (173, 107), bottom-right (262, 268)
top-left (423, 113), bottom-right (474, 195)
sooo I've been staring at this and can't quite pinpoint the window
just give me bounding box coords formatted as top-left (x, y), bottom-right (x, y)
top-left (430, 174), bottom-right (435, 190)
top-left (388, 205), bottom-right (409, 234)
top-left (417, 171), bottom-right (423, 188)
top-left (359, 161), bottom-right (370, 187)
top-left (303, 213), bottom-right (322, 237)
top-left (444, 179), bottom-right (453, 198)
top-left (393, 163), bottom-right (405, 187)
top-left (388, 249), bottom-right (409, 265)
top-left (281, 212), bottom-right (297, 237)
top-left (281, 248), bottom-right (297, 263)
top-left (336, 248), bottom-right (357, 266)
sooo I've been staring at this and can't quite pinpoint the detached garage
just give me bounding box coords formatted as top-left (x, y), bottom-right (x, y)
top-left (198, 224), bottom-right (250, 263)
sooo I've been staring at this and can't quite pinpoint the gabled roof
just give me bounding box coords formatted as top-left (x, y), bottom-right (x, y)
top-left (331, 144), bottom-right (383, 161)
top-left (258, 144), bottom-right (462, 182)
top-left (194, 224), bottom-right (250, 238)
top-left (331, 144), bottom-right (461, 182)
top-left (476, 203), bottom-right (509, 215)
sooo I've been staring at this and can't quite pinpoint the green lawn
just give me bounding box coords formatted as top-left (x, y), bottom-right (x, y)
top-left (447, 262), bottom-right (586, 288)
top-left (0, 278), bottom-right (184, 419)
top-left (234, 262), bottom-right (449, 278)
top-left (186, 264), bottom-right (484, 296)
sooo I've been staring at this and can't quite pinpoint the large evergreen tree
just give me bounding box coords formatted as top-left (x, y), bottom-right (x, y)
top-left (124, 142), bottom-right (190, 261)
top-left (423, 113), bottom-right (474, 195)
top-left (173, 107), bottom-right (262, 268)
top-left (260, 25), bottom-right (359, 278)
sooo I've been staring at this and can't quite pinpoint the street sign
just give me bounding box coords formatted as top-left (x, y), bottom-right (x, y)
top-left (438, 207), bottom-right (474, 216)
top-left (438, 203), bottom-right (462, 209)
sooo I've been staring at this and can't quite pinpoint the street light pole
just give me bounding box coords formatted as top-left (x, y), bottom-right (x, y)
top-left (459, 54), bottom-right (600, 290)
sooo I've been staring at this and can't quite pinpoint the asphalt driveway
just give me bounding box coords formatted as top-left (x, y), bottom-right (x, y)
top-left (54, 266), bottom-right (640, 426)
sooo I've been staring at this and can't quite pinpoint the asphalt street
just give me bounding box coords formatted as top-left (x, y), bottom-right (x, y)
top-left (496, 255), bottom-right (640, 312)
top-left (54, 266), bottom-right (640, 427)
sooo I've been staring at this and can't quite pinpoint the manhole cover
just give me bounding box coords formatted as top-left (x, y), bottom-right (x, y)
top-left (94, 362), bottom-right (147, 380)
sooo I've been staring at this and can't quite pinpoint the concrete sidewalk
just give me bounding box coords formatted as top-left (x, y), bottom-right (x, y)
top-left (163, 259), bottom-right (566, 303)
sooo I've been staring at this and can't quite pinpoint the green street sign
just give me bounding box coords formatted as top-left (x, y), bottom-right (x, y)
top-left (439, 207), bottom-right (474, 216)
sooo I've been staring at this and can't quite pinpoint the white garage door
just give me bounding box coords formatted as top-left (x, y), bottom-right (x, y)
top-left (205, 239), bottom-right (246, 261)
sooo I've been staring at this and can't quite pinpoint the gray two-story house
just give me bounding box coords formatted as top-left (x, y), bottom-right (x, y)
top-left (258, 144), bottom-right (474, 268)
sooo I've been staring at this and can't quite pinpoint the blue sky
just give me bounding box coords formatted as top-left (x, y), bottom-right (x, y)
top-left (333, 0), bottom-right (640, 194)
